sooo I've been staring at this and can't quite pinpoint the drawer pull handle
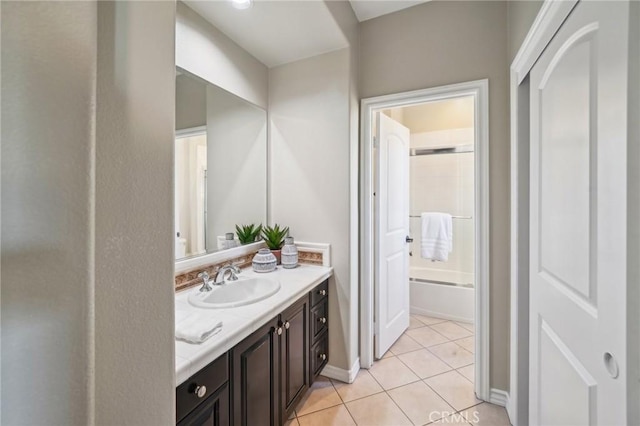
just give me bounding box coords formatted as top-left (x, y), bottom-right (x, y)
top-left (319, 353), bottom-right (327, 361)
top-left (194, 385), bottom-right (207, 399)
top-left (318, 289), bottom-right (327, 296)
top-left (284, 321), bottom-right (290, 330)
top-left (319, 317), bottom-right (327, 324)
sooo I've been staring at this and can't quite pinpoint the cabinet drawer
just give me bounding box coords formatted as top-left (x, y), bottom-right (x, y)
top-left (310, 280), bottom-right (328, 307)
top-left (310, 331), bottom-right (329, 380)
top-left (310, 300), bottom-right (328, 342)
top-left (177, 383), bottom-right (229, 426)
top-left (177, 352), bottom-right (229, 423)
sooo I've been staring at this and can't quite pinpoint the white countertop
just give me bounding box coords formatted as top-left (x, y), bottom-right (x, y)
top-left (175, 264), bottom-right (333, 386)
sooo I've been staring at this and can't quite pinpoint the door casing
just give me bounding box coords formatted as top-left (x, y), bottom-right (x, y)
top-left (359, 79), bottom-right (491, 402)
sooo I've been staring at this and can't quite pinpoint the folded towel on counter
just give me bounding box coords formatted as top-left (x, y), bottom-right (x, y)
top-left (175, 312), bottom-right (223, 344)
top-left (421, 212), bottom-right (453, 262)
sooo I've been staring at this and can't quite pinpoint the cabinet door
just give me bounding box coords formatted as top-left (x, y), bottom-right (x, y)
top-left (232, 318), bottom-right (280, 426)
top-left (177, 384), bottom-right (229, 426)
top-left (280, 296), bottom-right (309, 420)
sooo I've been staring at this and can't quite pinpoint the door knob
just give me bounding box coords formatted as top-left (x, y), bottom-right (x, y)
top-left (276, 327), bottom-right (283, 336)
top-left (406, 236), bottom-right (414, 243)
top-left (319, 353), bottom-right (327, 361)
top-left (319, 317), bottom-right (327, 324)
top-left (318, 289), bottom-right (327, 296)
top-left (194, 385), bottom-right (207, 398)
top-left (284, 321), bottom-right (290, 330)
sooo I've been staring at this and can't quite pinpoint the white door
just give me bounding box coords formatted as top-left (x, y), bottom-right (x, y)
top-left (529, 1), bottom-right (629, 424)
top-left (375, 112), bottom-right (411, 358)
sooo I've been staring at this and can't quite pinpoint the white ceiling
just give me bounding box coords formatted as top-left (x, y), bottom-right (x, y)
top-left (183, 0), bottom-right (349, 68)
top-left (348, 0), bottom-right (430, 22)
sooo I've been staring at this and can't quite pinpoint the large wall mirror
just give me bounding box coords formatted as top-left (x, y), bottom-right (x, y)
top-left (175, 68), bottom-right (267, 260)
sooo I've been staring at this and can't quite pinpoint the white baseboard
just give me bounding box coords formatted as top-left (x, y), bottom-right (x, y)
top-left (506, 395), bottom-right (517, 425)
top-left (410, 306), bottom-right (473, 323)
top-left (488, 388), bottom-right (509, 407)
top-left (321, 358), bottom-right (360, 384)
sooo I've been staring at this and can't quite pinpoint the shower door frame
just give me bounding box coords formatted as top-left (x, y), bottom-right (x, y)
top-left (359, 79), bottom-right (491, 403)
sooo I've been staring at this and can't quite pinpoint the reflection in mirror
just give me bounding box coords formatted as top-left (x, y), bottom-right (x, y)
top-left (175, 68), bottom-right (267, 260)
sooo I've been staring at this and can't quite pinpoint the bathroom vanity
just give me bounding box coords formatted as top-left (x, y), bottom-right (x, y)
top-left (175, 266), bottom-right (331, 426)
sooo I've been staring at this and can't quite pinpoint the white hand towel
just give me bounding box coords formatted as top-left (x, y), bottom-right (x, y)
top-left (175, 312), bottom-right (223, 344)
top-left (420, 212), bottom-right (453, 262)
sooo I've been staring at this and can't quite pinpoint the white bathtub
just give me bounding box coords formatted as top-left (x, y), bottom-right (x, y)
top-left (409, 267), bottom-right (474, 323)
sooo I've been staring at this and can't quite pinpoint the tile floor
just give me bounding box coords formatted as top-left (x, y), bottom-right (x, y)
top-left (289, 314), bottom-right (511, 426)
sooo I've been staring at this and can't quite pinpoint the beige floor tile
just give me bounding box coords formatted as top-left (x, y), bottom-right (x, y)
top-left (455, 336), bottom-right (475, 353)
top-left (284, 417), bottom-right (300, 426)
top-left (381, 350), bottom-right (395, 359)
top-left (331, 369), bottom-right (383, 402)
top-left (431, 413), bottom-right (473, 425)
top-left (457, 364), bottom-right (475, 382)
top-left (429, 342), bottom-right (474, 369)
top-left (425, 370), bottom-right (481, 411)
top-left (430, 321), bottom-right (474, 340)
top-left (387, 380), bottom-right (454, 425)
top-left (406, 326), bottom-right (449, 348)
top-left (397, 348), bottom-right (452, 379)
top-left (460, 402), bottom-right (511, 425)
top-left (368, 356), bottom-right (420, 390)
top-left (295, 376), bottom-right (342, 416)
top-left (408, 315), bottom-right (427, 329)
top-left (413, 314), bottom-right (448, 325)
top-left (345, 392), bottom-right (412, 426)
top-left (455, 321), bottom-right (475, 333)
top-left (297, 405), bottom-right (356, 426)
top-left (389, 334), bottom-right (422, 355)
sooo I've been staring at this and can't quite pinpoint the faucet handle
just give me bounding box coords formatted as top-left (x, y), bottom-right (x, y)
top-left (197, 271), bottom-right (212, 292)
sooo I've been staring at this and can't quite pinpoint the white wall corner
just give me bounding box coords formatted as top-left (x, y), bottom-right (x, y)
top-left (321, 357), bottom-right (360, 384)
top-left (489, 388), bottom-right (509, 408)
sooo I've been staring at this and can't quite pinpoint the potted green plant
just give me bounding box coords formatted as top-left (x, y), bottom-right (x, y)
top-left (235, 223), bottom-right (262, 245)
top-left (261, 224), bottom-right (289, 264)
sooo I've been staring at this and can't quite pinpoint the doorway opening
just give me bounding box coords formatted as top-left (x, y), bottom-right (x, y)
top-left (360, 80), bottom-right (491, 401)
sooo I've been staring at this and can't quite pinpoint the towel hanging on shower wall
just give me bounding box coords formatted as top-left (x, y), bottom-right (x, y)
top-left (420, 212), bottom-right (453, 262)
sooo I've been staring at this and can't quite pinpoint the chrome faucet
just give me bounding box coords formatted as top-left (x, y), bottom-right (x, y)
top-left (214, 264), bottom-right (241, 284)
top-left (197, 271), bottom-right (213, 292)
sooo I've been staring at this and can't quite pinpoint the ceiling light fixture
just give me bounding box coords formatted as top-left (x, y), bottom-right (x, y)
top-left (230, 0), bottom-right (252, 10)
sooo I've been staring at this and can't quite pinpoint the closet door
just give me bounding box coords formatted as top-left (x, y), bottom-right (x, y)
top-left (529, 1), bottom-right (630, 424)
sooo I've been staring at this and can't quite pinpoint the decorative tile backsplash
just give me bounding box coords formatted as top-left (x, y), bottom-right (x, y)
top-left (175, 243), bottom-right (330, 292)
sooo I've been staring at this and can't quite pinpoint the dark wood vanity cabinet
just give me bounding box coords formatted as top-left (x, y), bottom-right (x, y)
top-left (177, 280), bottom-right (329, 426)
top-left (309, 281), bottom-right (329, 381)
top-left (231, 317), bottom-right (281, 426)
top-left (280, 296), bottom-right (309, 421)
top-left (176, 353), bottom-right (230, 426)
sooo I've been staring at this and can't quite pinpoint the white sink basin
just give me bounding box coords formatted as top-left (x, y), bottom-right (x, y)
top-left (188, 277), bottom-right (281, 309)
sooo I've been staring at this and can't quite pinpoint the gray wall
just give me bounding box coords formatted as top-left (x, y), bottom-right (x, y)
top-left (360, 0), bottom-right (511, 391)
top-left (269, 47), bottom-right (358, 373)
top-left (1, 1), bottom-right (176, 424)
top-left (176, 2), bottom-right (268, 109)
top-left (94, 2), bottom-right (176, 424)
top-left (507, 0), bottom-right (543, 62)
top-left (2, 2), bottom-right (96, 423)
top-left (176, 74), bottom-right (207, 130)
